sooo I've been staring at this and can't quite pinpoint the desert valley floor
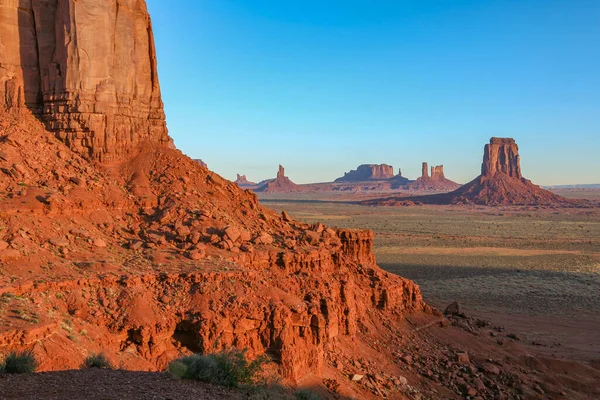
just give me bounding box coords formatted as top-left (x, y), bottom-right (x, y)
top-left (260, 191), bottom-right (600, 366)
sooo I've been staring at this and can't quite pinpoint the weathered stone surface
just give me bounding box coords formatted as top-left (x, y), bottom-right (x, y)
top-left (0, 0), bottom-right (171, 162)
top-left (335, 164), bottom-right (395, 182)
top-left (482, 138), bottom-right (522, 179)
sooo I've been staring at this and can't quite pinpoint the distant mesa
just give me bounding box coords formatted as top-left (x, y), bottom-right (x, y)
top-left (254, 165), bottom-right (301, 193)
top-left (235, 174), bottom-right (256, 188)
top-left (335, 164), bottom-right (395, 182)
top-left (407, 162), bottom-right (460, 191)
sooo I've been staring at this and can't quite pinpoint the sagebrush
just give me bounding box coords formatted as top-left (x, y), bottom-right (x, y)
top-left (168, 349), bottom-right (268, 388)
top-left (1, 351), bottom-right (37, 374)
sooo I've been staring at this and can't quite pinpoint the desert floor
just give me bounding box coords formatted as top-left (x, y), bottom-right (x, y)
top-left (259, 191), bottom-right (600, 364)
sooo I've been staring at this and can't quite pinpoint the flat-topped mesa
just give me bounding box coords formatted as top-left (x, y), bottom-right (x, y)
top-left (335, 164), bottom-right (395, 182)
top-left (482, 138), bottom-right (522, 179)
top-left (0, 0), bottom-right (171, 162)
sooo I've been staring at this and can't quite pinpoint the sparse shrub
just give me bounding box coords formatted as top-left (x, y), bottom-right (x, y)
top-left (168, 349), bottom-right (268, 388)
top-left (294, 388), bottom-right (322, 400)
top-left (82, 353), bottom-right (113, 369)
top-left (2, 351), bottom-right (37, 374)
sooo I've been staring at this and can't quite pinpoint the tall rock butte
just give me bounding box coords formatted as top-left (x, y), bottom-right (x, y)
top-left (445, 137), bottom-right (576, 205)
top-left (0, 0), bottom-right (171, 162)
top-left (481, 138), bottom-right (522, 179)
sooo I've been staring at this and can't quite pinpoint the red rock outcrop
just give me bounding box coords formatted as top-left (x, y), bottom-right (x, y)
top-left (481, 138), bottom-right (522, 179)
top-left (0, 110), bottom-right (425, 386)
top-left (0, 0), bottom-right (171, 162)
top-left (335, 164), bottom-right (395, 182)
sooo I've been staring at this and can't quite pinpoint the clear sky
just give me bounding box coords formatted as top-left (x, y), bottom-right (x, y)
top-left (146, 0), bottom-right (600, 185)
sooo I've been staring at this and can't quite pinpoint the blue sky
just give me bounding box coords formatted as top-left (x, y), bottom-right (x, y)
top-left (146, 0), bottom-right (600, 185)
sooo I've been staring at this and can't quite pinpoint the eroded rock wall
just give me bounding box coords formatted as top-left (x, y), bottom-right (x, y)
top-left (482, 137), bottom-right (522, 179)
top-left (0, 0), bottom-right (170, 162)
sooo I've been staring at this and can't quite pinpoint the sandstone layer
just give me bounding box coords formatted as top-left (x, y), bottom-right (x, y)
top-left (0, 0), bottom-right (171, 162)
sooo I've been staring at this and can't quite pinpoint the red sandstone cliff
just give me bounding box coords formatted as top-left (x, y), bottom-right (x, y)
top-left (0, 0), bottom-right (171, 162)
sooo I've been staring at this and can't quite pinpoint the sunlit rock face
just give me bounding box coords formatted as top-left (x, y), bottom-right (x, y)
top-left (0, 0), bottom-right (171, 162)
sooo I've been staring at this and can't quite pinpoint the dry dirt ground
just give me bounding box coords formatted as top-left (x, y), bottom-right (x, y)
top-left (0, 369), bottom-right (246, 400)
top-left (259, 192), bottom-right (600, 364)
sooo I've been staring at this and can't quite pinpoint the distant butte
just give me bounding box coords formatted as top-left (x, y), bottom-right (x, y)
top-left (235, 174), bottom-right (257, 187)
top-left (364, 138), bottom-right (589, 207)
top-left (446, 137), bottom-right (574, 205)
top-left (254, 165), bottom-right (301, 193)
top-left (406, 162), bottom-right (460, 191)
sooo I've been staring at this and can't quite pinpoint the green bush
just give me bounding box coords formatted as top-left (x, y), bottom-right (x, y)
top-left (82, 353), bottom-right (113, 369)
top-left (294, 388), bottom-right (322, 400)
top-left (2, 351), bottom-right (37, 374)
top-left (168, 349), bottom-right (268, 388)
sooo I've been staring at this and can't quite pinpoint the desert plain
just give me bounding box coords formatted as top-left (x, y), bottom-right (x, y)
top-left (261, 190), bottom-right (600, 365)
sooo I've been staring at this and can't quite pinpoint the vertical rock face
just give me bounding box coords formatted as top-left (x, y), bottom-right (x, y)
top-left (481, 138), bottom-right (522, 179)
top-left (0, 0), bottom-right (171, 162)
top-left (277, 165), bottom-right (285, 178)
top-left (421, 162), bottom-right (429, 178)
top-left (431, 165), bottom-right (445, 179)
